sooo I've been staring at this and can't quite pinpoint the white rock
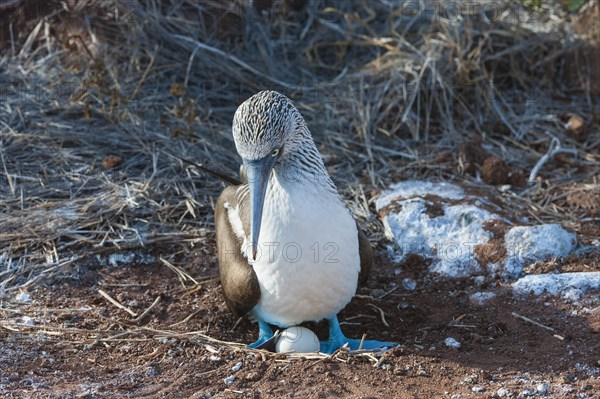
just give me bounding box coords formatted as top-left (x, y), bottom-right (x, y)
top-left (275, 326), bottom-right (320, 354)
top-left (379, 198), bottom-right (498, 278)
top-left (471, 386), bottom-right (485, 393)
top-left (513, 272), bottom-right (600, 299)
top-left (376, 182), bottom-right (578, 280)
top-left (223, 375), bottom-right (235, 385)
top-left (402, 278), bottom-right (417, 292)
top-left (504, 224), bottom-right (576, 278)
top-left (563, 288), bottom-right (584, 302)
top-left (536, 383), bottom-right (549, 395)
top-left (470, 292), bottom-right (496, 305)
top-left (444, 337), bottom-right (461, 349)
top-left (231, 362), bottom-right (243, 372)
top-left (108, 252), bottom-right (135, 267)
top-left (375, 181), bottom-right (465, 209)
top-left (496, 387), bottom-right (510, 397)
top-left (518, 388), bottom-right (536, 397)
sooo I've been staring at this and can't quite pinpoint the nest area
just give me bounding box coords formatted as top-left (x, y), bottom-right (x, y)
top-left (0, 0), bottom-right (599, 296)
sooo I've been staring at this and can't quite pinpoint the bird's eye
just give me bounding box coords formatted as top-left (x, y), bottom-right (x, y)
top-left (271, 148), bottom-right (280, 157)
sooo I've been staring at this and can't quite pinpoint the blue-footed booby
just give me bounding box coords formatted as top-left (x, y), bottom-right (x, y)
top-left (215, 90), bottom-right (394, 353)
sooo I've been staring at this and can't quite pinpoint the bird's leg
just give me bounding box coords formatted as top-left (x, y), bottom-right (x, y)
top-left (247, 320), bottom-right (274, 349)
top-left (320, 315), bottom-right (396, 354)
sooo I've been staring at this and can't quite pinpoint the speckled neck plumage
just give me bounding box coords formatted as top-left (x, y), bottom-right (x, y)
top-left (274, 125), bottom-right (338, 194)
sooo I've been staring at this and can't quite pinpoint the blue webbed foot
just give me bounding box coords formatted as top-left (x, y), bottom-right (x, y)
top-left (247, 320), bottom-right (276, 350)
top-left (320, 316), bottom-right (396, 354)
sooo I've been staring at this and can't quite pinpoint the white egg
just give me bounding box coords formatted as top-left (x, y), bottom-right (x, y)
top-left (275, 326), bottom-right (320, 353)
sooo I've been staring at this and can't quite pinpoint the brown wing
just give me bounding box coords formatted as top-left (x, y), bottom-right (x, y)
top-left (357, 224), bottom-right (372, 286)
top-left (215, 185), bottom-right (261, 317)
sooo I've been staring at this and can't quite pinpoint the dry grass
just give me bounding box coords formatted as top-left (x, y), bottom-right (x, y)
top-left (1, 0), bottom-right (599, 299)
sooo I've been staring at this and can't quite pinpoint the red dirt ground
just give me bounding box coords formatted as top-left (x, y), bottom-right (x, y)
top-left (1, 244), bottom-right (599, 399)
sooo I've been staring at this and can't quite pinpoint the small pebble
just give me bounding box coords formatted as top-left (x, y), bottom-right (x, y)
top-left (470, 292), bottom-right (496, 305)
top-left (517, 388), bottom-right (535, 397)
top-left (536, 383), bottom-right (549, 395)
top-left (402, 278), bottom-right (417, 292)
top-left (514, 375), bottom-right (530, 383)
top-left (223, 375), bottom-right (235, 385)
top-left (445, 337), bottom-right (461, 349)
top-left (209, 356), bottom-right (221, 362)
top-left (471, 386), bottom-right (485, 393)
top-left (231, 362), bottom-right (243, 372)
top-left (496, 387), bottom-right (509, 397)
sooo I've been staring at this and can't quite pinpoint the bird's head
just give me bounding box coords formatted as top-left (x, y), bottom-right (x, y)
top-left (232, 90), bottom-right (303, 161)
top-left (232, 91), bottom-right (304, 261)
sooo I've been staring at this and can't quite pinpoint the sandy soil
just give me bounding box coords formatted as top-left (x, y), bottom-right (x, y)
top-left (1, 244), bottom-right (599, 399)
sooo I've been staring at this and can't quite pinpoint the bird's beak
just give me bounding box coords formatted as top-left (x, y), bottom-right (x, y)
top-left (244, 157), bottom-right (275, 261)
